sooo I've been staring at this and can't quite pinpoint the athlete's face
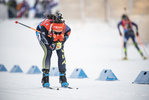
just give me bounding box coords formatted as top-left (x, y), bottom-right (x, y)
top-left (122, 16), bottom-right (128, 21)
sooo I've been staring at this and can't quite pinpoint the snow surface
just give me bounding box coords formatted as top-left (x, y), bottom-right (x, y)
top-left (0, 19), bottom-right (149, 100)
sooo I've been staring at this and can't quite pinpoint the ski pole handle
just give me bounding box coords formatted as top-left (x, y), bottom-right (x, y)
top-left (15, 21), bottom-right (41, 33)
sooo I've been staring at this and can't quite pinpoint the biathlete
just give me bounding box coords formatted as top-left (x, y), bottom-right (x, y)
top-left (117, 14), bottom-right (146, 60)
top-left (36, 13), bottom-right (71, 87)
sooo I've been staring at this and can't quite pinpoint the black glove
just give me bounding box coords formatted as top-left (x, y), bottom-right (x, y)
top-left (49, 43), bottom-right (56, 51)
top-left (120, 33), bottom-right (122, 36)
top-left (136, 32), bottom-right (139, 36)
top-left (63, 36), bottom-right (69, 43)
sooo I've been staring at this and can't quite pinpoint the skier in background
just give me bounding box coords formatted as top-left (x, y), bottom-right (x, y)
top-left (36, 13), bottom-right (71, 87)
top-left (17, 0), bottom-right (29, 18)
top-left (117, 14), bottom-right (146, 60)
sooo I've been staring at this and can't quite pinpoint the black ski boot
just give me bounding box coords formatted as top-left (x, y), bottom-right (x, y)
top-left (122, 56), bottom-right (128, 60)
top-left (59, 70), bottom-right (69, 87)
top-left (41, 69), bottom-right (50, 87)
top-left (140, 53), bottom-right (147, 60)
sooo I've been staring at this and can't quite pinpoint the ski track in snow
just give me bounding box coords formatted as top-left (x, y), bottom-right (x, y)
top-left (0, 19), bottom-right (149, 100)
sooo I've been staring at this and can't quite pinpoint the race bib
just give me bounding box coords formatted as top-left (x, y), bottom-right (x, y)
top-left (56, 42), bottom-right (62, 50)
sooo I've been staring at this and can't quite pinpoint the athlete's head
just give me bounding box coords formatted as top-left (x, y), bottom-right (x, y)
top-left (121, 14), bottom-right (129, 20)
top-left (51, 13), bottom-right (65, 34)
top-left (44, 13), bottom-right (56, 20)
top-left (49, 13), bottom-right (65, 42)
top-left (56, 12), bottom-right (63, 19)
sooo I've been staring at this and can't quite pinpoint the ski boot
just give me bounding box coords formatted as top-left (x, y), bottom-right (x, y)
top-left (122, 56), bottom-right (128, 60)
top-left (41, 69), bottom-right (50, 87)
top-left (140, 53), bottom-right (147, 60)
top-left (59, 70), bottom-right (69, 87)
top-left (142, 56), bottom-right (147, 60)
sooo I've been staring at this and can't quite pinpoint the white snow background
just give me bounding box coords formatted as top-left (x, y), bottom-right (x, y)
top-left (0, 18), bottom-right (149, 100)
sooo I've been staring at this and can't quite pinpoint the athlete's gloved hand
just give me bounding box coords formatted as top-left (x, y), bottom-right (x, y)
top-left (136, 32), bottom-right (139, 36)
top-left (62, 36), bottom-right (68, 43)
top-left (49, 43), bottom-right (56, 51)
top-left (53, 34), bottom-right (64, 42)
top-left (59, 34), bottom-right (64, 42)
top-left (120, 33), bottom-right (122, 36)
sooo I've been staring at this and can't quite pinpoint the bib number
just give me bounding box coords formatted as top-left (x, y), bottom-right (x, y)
top-left (56, 41), bottom-right (62, 50)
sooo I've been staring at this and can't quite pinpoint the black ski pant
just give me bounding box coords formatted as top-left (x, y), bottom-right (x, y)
top-left (123, 30), bottom-right (143, 56)
top-left (39, 40), bottom-right (66, 72)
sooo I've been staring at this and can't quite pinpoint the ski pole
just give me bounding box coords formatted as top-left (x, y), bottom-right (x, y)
top-left (15, 21), bottom-right (41, 33)
top-left (120, 36), bottom-right (123, 49)
top-left (137, 36), bottom-right (149, 57)
top-left (120, 36), bottom-right (124, 58)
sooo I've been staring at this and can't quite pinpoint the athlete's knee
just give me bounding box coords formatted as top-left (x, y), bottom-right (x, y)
top-left (57, 49), bottom-right (65, 56)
